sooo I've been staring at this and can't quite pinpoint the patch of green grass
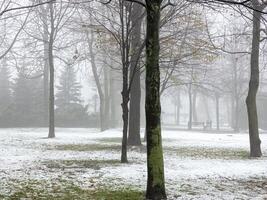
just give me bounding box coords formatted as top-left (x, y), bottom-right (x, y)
top-left (96, 138), bottom-right (122, 144)
top-left (178, 183), bottom-right (199, 196)
top-left (51, 144), bottom-right (121, 152)
top-left (165, 146), bottom-right (249, 159)
top-left (50, 143), bottom-right (146, 154)
top-left (43, 159), bottom-right (120, 170)
top-left (4, 180), bottom-right (144, 200)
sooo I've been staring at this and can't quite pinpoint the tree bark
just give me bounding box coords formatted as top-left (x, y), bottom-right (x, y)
top-left (104, 62), bottom-right (110, 129)
top-left (87, 31), bottom-right (107, 132)
top-left (40, 3), bottom-right (49, 127)
top-left (246, 5), bottom-right (262, 157)
top-left (121, 93), bottom-right (129, 163)
top-left (188, 84), bottom-right (192, 130)
top-left (192, 89), bottom-right (198, 122)
top-left (233, 57), bottom-right (240, 132)
top-left (48, 1), bottom-right (55, 138)
top-left (128, 3), bottom-right (143, 146)
top-left (120, 0), bottom-right (129, 163)
top-left (176, 89), bottom-right (180, 125)
top-left (145, 0), bottom-right (166, 199)
top-left (215, 93), bottom-right (220, 130)
top-left (109, 68), bottom-right (120, 128)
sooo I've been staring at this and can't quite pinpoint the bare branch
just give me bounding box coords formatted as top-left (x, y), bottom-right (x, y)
top-left (0, 0), bottom-right (56, 16)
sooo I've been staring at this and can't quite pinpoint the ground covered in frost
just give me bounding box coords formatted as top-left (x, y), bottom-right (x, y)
top-left (0, 128), bottom-right (267, 199)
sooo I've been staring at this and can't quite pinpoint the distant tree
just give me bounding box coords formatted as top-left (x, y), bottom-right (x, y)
top-left (13, 72), bottom-right (43, 126)
top-left (56, 62), bottom-right (82, 108)
top-left (55, 61), bottom-right (88, 127)
top-left (0, 60), bottom-right (12, 125)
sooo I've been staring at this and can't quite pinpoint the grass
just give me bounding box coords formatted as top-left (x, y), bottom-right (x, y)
top-left (95, 138), bottom-right (122, 144)
top-left (165, 146), bottom-right (249, 159)
top-left (49, 142), bottom-right (249, 160)
top-left (2, 179), bottom-right (144, 200)
top-left (49, 141), bottom-right (249, 160)
top-left (50, 143), bottom-right (146, 153)
top-left (51, 144), bottom-right (122, 152)
top-left (43, 159), bottom-right (120, 170)
top-left (177, 183), bottom-right (199, 196)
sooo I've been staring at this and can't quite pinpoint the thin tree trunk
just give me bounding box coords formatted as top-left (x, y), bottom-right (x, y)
top-left (104, 63), bottom-right (110, 129)
top-left (234, 96), bottom-right (240, 132)
top-left (120, 0), bottom-right (129, 163)
top-left (246, 5), bottom-right (262, 157)
top-left (203, 95), bottom-right (211, 121)
top-left (109, 68), bottom-right (119, 128)
top-left (176, 89), bottom-right (180, 125)
top-left (188, 84), bottom-right (192, 130)
top-left (215, 94), bottom-right (220, 130)
top-left (41, 5), bottom-right (49, 127)
top-left (233, 57), bottom-right (240, 132)
top-left (231, 94), bottom-right (235, 129)
top-left (43, 46), bottom-right (49, 127)
top-left (128, 3), bottom-right (143, 146)
top-left (48, 1), bottom-right (55, 138)
top-left (145, 1), bottom-right (166, 199)
top-left (87, 31), bottom-right (106, 131)
top-left (192, 89), bottom-right (198, 122)
top-left (121, 94), bottom-right (129, 163)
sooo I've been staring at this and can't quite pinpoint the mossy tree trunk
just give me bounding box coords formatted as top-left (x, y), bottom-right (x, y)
top-left (145, 0), bottom-right (166, 199)
top-left (246, 3), bottom-right (263, 157)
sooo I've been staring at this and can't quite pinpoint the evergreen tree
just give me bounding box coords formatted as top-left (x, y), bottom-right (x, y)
top-left (12, 72), bottom-right (44, 126)
top-left (56, 62), bottom-right (82, 108)
top-left (0, 61), bottom-right (11, 110)
top-left (0, 60), bottom-right (12, 126)
top-left (55, 62), bottom-right (88, 127)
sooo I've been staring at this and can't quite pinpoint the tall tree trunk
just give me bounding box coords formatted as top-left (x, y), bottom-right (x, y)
top-left (233, 57), bottom-right (240, 132)
top-left (48, 1), bottom-right (55, 138)
top-left (121, 92), bottom-right (129, 163)
top-left (176, 89), bottom-right (180, 125)
top-left (192, 89), bottom-right (198, 122)
top-left (128, 3), bottom-right (143, 146)
top-left (230, 94), bottom-right (235, 129)
top-left (109, 68), bottom-right (119, 128)
top-left (43, 44), bottom-right (49, 127)
top-left (41, 4), bottom-right (49, 127)
top-left (246, 6), bottom-right (262, 157)
top-left (203, 95), bottom-right (211, 121)
top-left (234, 96), bottom-right (240, 132)
top-left (120, 0), bottom-right (129, 163)
top-left (215, 93), bottom-right (220, 130)
top-left (188, 84), bottom-right (192, 130)
top-left (104, 63), bottom-right (110, 129)
top-left (145, 1), bottom-right (166, 199)
top-left (87, 31), bottom-right (106, 131)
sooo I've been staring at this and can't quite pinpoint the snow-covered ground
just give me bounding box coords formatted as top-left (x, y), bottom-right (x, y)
top-left (0, 128), bottom-right (267, 199)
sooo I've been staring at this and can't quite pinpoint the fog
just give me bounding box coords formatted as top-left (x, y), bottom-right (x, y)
top-left (0, 0), bottom-right (266, 199)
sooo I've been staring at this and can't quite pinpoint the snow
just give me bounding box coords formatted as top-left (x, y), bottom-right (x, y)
top-left (0, 128), bottom-right (267, 199)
